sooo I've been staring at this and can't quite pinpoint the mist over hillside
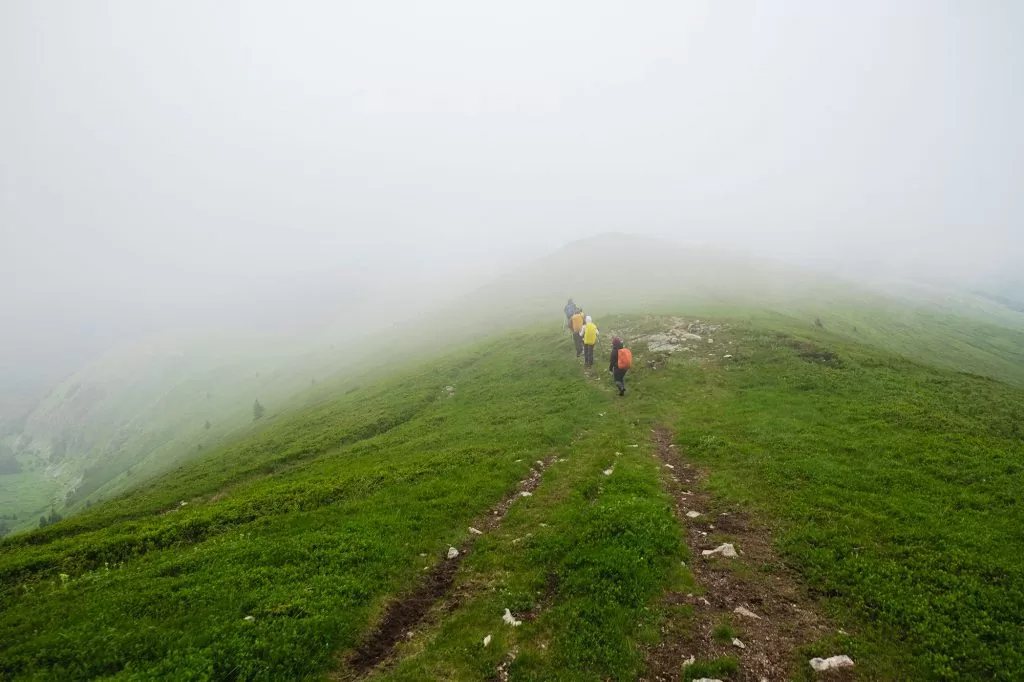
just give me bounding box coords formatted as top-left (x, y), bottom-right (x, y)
top-left (3, 233), bottom-right (1022, 534)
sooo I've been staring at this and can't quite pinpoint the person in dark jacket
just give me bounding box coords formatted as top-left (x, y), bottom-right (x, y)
top-left (609, 336), bottom-right (628, 396)
top-left (563, 298), bottom-right (578, 330)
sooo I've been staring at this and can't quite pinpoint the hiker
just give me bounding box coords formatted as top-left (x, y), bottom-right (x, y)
top-left (570, 309), bottom-right (585, 357)
top-left (563, 298), bottom-right (578, 329)
top-left (609, 336), bottom-right (632, 396)
top-left (580, 315), bottom-right (599, 367)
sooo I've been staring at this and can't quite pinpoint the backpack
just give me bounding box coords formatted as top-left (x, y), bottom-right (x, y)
top-left (617, 348), bottom-right (632, 370)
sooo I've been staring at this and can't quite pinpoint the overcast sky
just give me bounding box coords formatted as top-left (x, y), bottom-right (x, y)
top-left (2, 0), bottom-right (1023, 383)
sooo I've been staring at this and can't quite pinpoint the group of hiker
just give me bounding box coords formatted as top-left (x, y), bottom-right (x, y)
top-left (563, 298), bottom-right (631, 396)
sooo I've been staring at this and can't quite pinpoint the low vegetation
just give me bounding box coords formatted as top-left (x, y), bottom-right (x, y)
top-left (1, 310), bottom-right (1021, 680)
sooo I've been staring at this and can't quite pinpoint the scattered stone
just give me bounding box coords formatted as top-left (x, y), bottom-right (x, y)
top-left (724, 354), bottom-right (733, 358)
top-left (708, 338), bottom-right (714, 344)
top-left (406, 631), bottom-right (414, 640)
top-left (514, 459), bottom-right (523, 463)
top-left (615, 451), bottom-right (623, 456)
top-left (732, 638), bottom-right (746, 649)
top-left (702, 543), bottom-right (738, 558)
top-left (683, 655), bottom-right (695, 667)
top-left (419, 553), bottom-right (427, 557)
top-left (535, 460), bottom-right (544, 467)
top-left (243, 615), bottom-right (255, 622)
top-left (692, 679), bottom-right (723, 682)
top-left (483, 634), bottom-right (492, 647)
top-left (598, 412), bottom-right (606, 417)
top-left (520, 491), bottom-right (532, 497)
top-left (628, 444), bottom-right (639, 448)
top-left (664, 463), bottom-right (675, 469)
top-left (502, 608), bottom-right (522, 627)
top-left (669, 444), bottom-right (677, 448)
top-left (734, 606), bottom-right (762, 620)
top-left (809, 655), bottom-right (854, 672)
top-left (179, 501), bottom-right (188, 507)
top-left (686, 510), bottom-right (702, 518)
top-left (469, 527), bottom-right (483, 535)
top-left (447, 547), bottom-right (459, 560)
top-left (603, 468), bottom-right (614, 476)
top-left (700, 597), bottom-right (711, 606)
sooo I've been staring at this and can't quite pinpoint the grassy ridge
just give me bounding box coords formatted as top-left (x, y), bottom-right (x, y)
top-left (0, 331), bottom-right (616, 680)
top-left (619, 315), bottom-right (1024, 679)
top-left (1, 312), bottom-right (1022, 680)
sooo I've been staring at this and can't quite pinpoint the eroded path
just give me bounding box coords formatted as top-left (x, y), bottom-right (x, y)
top-left (645, 426), bottom-right (852, 682)
top-left (338, 456), bottom-right (556, 679)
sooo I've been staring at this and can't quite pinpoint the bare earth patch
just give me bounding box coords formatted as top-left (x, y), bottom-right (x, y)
top-left (644, 427), bottom-right (853, 682)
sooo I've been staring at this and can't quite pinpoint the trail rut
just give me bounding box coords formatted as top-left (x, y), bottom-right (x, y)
top-left (645, 427), bottom-right (853, 682)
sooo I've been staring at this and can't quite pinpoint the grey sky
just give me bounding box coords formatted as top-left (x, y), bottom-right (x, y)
top-left (2, 1), bottom-right (1023, 382)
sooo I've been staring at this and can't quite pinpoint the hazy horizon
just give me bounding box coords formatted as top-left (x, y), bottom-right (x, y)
top-left (3, 1), bottom-right (1023, 395)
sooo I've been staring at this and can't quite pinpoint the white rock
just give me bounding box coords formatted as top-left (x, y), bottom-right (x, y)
top-left (447, 547), bottom-right (460, 559)
top-left (469, 527), bottom-right (483, 535)
top-left (809, 655), bottom-right (854, 672)
top-left (664, 464), bottom-right (675, 469)
top-left (702, 543), bottom-right (738, 558)
top-left (535, 460), bottom-right (544, 467)
top-left (603, 468), bottom-right (614, 476)
top-left (520, 491), bottom-right (532, 497)
top-left (502, 608), bottom-right (522, 627)
top-left (483, 634), bottom-right (492, 647)
top-left (243, 615), bottom-right (255, 622)
top-left (682, 655), bottom-right (695, 666)
top-left (734, 606), bottom-right (762, 619)
top-left (732, 638), bottom-right (745, 649)
top-left (708, 338), bottom-right (714, 343)
top-left (628, 444), bottom-right (639, 448)
top-left (692, 678), bottom-right (724, 682)
top-left (686, 510), bottom-right (701, 518)
top-left (724, 354), bottom-right (733, 358)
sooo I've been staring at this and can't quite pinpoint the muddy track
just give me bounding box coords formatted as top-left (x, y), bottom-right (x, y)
top-left (645, 427), bottom-right (852, 682)
top-left (341, 456), bottom-right (556, 678)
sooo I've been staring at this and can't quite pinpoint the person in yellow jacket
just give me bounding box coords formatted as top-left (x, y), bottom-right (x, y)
top-left (579, 315), bottom-right (599, 367)
top-left (570, 310), bottom-right (585, 357)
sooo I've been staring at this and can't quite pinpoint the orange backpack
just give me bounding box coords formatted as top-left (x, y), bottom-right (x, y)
top-left (617, 347), bottom-right (632, 370)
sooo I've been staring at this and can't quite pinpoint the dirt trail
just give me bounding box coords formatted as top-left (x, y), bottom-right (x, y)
top-left (338, 456), bottom-right (555, 679)
top-left (645, 427), bottom-right (852, 682)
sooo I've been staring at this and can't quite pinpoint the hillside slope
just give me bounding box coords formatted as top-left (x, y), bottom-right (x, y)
top-left (4, 234), bottom-right (1022, 538)
top-left (1, 312), bottom-right (1021, 680)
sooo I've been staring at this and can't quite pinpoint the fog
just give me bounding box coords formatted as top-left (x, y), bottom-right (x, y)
top-left (3, 0), bottom-right (1023, 391)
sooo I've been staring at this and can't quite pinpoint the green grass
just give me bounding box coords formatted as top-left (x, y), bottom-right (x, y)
top-left (1, 309), bottom-right (1022, 680)
top-left (683, 656), bottom-right (740, 681)
top-left (0, 329), bottom-right (686, 681)
top-left (609, 313), bottom-right (1024, 680)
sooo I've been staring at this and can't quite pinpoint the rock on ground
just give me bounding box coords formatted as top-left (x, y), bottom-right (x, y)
top-left (702, 543), bottom-right (738, 558)
top-left (810, 655), bottom-right (854, 671)
top-left (502, 608), bottom-right (522, 627)
top-left (447, 547), bottom-right (459, 559)
top-left (734, 606), bottom-right (762, 619)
